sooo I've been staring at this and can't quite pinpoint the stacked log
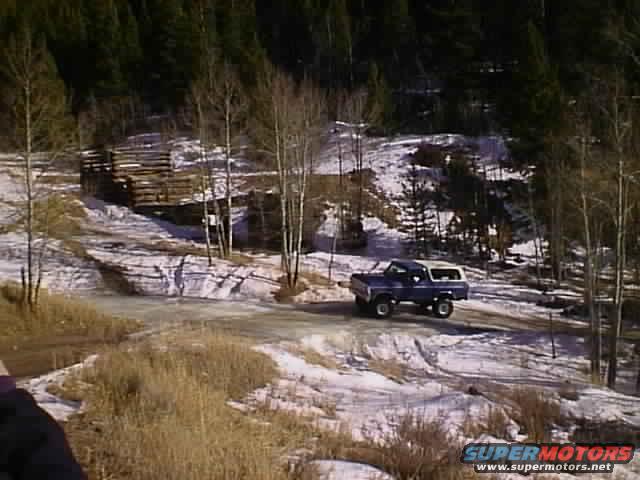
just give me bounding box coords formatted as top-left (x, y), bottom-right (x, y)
top-left (110, 147), bottom-right (171, 181)
top-left (80, 150), bottom-right (129, 204)
top-left (128, 173), bottom-right (197, 207)
top-left (81, 147), bottom-right (198, 208)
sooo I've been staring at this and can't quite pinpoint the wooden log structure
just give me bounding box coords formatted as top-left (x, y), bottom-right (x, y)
top-left (80, 147), bottom-right (197, 209)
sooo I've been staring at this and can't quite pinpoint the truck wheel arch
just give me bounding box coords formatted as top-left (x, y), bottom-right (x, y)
top-left (435, 292), bottom-right (454, 301)
top-left (371, 294), bottom-right (395, 319)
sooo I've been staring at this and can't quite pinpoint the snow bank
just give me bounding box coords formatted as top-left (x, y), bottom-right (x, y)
top-left (250, 330), bottom-right (640, 453)
top-left (22, 356), bottom-right (97, 421)
top-left (88, 247), bottom-right (281, 301)
top-left (310, 460), bottom-right (394, 480)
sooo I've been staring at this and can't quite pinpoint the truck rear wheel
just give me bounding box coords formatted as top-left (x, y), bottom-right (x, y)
top-left (433, 298), bottom-right (454, 319)
top-left (372, 296), bottom-right (394, 319)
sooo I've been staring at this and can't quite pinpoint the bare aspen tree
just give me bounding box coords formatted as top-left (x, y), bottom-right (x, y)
top-left (543, 132), bottom-right (571, 285)
top-left (292, 78), bottom-right (326, 286)
top-left (209, 61), bottom-right (247, 258)
top-left (254, 66), bottom-right (325, 289)
top-left (1, 27), bottom-right (73, 306)
top-left (597, 71), bottom-right (638, 389)
top-left (527, 180), bottom-right (544, 289)
top-left (188, 73), bottom-right (216, 264)
top-left (342, 88), bottom-right (382, 222)
top-left (568, 98), bottom-right (605, 383)
top-left (254, 68), bottom-right (295, 284)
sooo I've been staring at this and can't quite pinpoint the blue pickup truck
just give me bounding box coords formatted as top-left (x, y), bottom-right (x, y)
top-left (350, 260), bottom-right (470, 319)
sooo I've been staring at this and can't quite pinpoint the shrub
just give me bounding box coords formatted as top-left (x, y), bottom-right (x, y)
top-left (0, 282), bottom-right (138, 341)
top-left (64, 332), bottom-right (309, 480)
top-left (317, 412), bottom-right (476, 480)
top-left (503, 388), bottom-right (561, 442)
top-left (558, 384), bottom-right (580, 401)
top-left (412, 143), bottom-right (446, 168)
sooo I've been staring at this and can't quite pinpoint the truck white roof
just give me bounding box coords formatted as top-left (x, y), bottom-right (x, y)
top-left (413, 260), bottom-right (464, 270)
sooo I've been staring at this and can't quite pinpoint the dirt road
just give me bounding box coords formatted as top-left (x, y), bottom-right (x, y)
top-left (85, 295), bottom-right (584, 344)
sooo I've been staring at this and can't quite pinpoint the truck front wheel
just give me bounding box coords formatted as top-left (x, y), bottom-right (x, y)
top-left (372, 296), bottom-right (394, 319)
top-left (433, 298), bottom-right (454, 319)
top-left (355, 296), bottom-right (370, 313)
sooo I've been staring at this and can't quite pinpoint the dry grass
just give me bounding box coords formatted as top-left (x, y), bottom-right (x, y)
top-left (368, 358), bottom-right (409, 383)
top-left (0, 193), bottom-right (87, 238)
top-left (274, 276), bottom-right (309, 303)
top-left (317, 412), bottom-right (476, 480)
top-left (152, 240), bottom-right (209, 257)
top-left (0, 283), bottom-right (138, 342)
top-left (38, 173), bottom-right (81, 185)
top-left (300, 271), bottom-right (334, 288)
top-left (463, 406), bottom-right (512, 440)
top-left (0, 283), bottom-right (139, 377)
top-left (501, 387), bottom-right (561, 442)
top-left (145, 241), bottom-right (256, 267)
top-left (275, 270), bottom-right (335, 302)
top-left (311, 395), bottom-right (339, 419)
top-left (287, 345), bottom-right (343, 371)
top-left (231, 252), bottom-right (258, 266)
top-left (63, 332), bottom-right (319, 480)
top-left (558, 383), bottom-right (580, 401)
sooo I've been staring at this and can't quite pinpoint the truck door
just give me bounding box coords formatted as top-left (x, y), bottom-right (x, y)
top-left (412, 269), bottom-right (435, 303)
top-left (385, 263), bottom-right (411, 301)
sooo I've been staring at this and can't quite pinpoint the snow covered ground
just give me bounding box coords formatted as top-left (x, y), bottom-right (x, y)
top-left (21, 356), bottom-right (97, 422)
top-left (4, 130), bottom-right (640, 479)
top-left (242, 330), bottom-right (640, 479)
top-left (0, 130), bottom-right (601, 326)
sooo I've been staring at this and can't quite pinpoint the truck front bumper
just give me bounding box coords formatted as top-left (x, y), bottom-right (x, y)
top-left (349, 278), bottom-right (371, 302)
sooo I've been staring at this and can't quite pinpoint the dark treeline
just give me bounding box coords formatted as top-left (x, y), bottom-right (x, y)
top-left (0, 1), bottom-right (638, 140)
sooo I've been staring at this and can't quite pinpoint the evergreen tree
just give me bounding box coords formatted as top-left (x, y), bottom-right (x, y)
top-left (379, 0), bottom-right (414, 82)
top-left (119, 3), bottom-right (143, 91)
top-left (219, 0), bottom-right (264, 83)
top-left (506, 21), bottom-right (563, 166)
top-left (84, 0), bottom-right (126, 97)
top-left (401, 161), bottom-right (433, 257)
top-left (366, 62), bottom-right (393, 131)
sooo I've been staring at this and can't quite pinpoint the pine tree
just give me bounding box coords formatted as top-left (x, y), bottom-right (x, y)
top-left (507, 21), bottom-right (563, 165)
top-left (84, 0), bottom-right (126, 97)
top-left (218, 0), bottom-right (264, 83)
top-left (366, 62), bottom-right (393, 130)
top-left (401, 160), bottom-right (433, 257)
top-left (119, 3), bottom-right (143, 91)
top-left (380, 0), bottom-right (414, 80)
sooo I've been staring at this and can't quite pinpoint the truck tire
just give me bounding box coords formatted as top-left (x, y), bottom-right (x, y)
top-left (372, 296), bottom-right (394, 319)
top-left (355, 296), bottom-right (370, 313)
top-left (433, 298), bottom-right (454, 319)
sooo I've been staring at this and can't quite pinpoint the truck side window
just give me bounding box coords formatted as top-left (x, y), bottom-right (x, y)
top-left (385, 264), bottom-right (408, 276)
top-left (430, 268), bottom-right (462, 281)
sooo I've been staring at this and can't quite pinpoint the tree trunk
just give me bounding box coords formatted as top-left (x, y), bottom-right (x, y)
top-left (275, 113), bottom-right (292, 286)
top-left (580, 140), bottom-right (600, 383)
top-left (294, 181), bottom-right (306, 287)
top-left (225, 102), bottom-right (233, 258)
top-left (607, 152), bottom-right (626, 389)
top-left (201, 174), bottom-right (213, 266)
top-left (25, 84), bottom-right (35, 307)
top-left (356, 129), bottom-right (364, 220)
top-left (528, 182), bottom-right (543, 289)
top-left (209, 174), bottom-right (227, 259)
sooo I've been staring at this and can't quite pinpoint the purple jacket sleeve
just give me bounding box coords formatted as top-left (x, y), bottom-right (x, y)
top-left (0, 379), bottom-right (86, 480)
